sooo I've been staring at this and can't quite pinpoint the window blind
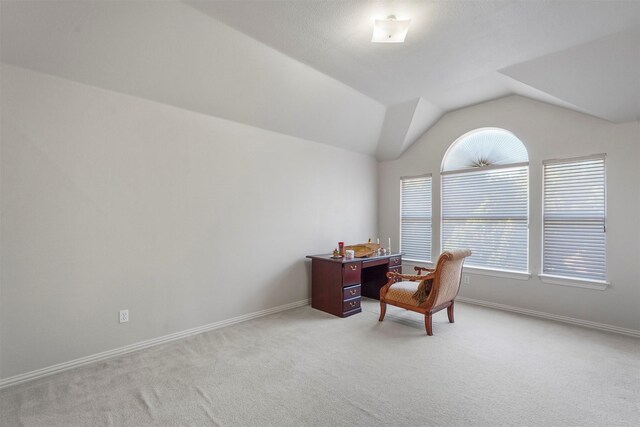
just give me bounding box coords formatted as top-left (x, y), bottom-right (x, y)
top-left (400, 175), bottom-right (432, 262)
top-left (543, 155), bottom-right (606, 281)
top-left (442, 165), bottom-right (529, 272)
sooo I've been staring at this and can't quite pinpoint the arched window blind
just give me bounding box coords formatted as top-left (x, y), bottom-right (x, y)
top-left (542, 155), bottom-right (606, 282)
top-left (441, 128), bottom-right (529, 272)
top-left (400, 175), bottom-right (432, 262)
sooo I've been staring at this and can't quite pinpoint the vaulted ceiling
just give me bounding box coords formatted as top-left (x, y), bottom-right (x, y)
top-left (2, 1), bottom-right (639, 160)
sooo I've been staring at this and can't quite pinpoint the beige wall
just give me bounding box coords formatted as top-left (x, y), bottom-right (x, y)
top-left (379, 95), bottom-right (640, 331)
top-left (3, 66), bottom-right (638, 381)
top-left (0, 65), bottom-right (378, 379)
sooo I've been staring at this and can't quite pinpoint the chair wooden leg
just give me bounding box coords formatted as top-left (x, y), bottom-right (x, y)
top-left (425, 313), bottom-right (433, 336)
top-left (447, 302), bottom-right (455, 323)
top-left (379, 301), bottom-right (387, 321)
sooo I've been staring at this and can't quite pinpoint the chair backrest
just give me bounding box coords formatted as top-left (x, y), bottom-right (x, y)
top-left (423, 249), bottom-right (472, 308)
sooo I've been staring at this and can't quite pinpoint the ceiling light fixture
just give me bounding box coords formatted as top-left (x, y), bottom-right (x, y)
top-left (371, 15), bottom-right (411, 43)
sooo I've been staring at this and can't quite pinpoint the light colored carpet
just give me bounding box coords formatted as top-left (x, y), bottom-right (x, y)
top-left (1, 299), bottom-right (639, 426)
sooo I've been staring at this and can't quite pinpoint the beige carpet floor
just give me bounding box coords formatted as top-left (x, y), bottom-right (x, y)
top-left (1, 299), bottom-right (639, 426)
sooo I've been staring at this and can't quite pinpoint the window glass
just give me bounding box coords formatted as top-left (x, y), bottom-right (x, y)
top-left (441, 128), bottom-right (529, 272)
top-left (400, 175), bottom-right (432, 262)
top-left (542, 155), bottom-right (606, 281)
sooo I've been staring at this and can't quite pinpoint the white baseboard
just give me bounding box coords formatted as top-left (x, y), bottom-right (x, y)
top-left (456, 297), bottom-right (640, 338)
top-left (0, 298), bottom-right (311, 390)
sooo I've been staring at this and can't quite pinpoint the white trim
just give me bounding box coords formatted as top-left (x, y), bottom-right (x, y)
top-left (456, 297), bottom-right (639, 338)
top-left (441, 161), bottom-right (529, 176)
top-left (463, 266), bottom-right (531, 281)
top-left (0, 299), bottom-right (311, 390)
top-left (542, 152), bottom-right (606, 165)
top-left (538, 274), bottom-right (609, 290)
top-left (400, 172), bottom-right (432, 180)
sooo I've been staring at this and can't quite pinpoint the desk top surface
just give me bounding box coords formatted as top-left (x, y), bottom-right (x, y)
top-left (306, 253), bottom-right (401, 264)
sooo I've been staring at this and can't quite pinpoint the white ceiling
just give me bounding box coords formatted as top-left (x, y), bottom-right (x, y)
top-left (2, 1), bottom-right (639, 159)
top-left (188, 1), bottom-right (640, 116)
top-left (0, 0), bottom-right (385, 155)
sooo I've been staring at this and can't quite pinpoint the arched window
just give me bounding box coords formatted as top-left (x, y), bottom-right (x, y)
top-left (441, 128), bottom-right (529, 273)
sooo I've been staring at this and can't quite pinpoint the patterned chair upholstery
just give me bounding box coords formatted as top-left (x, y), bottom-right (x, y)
top-left (379, 249), bottom-right (472, 335)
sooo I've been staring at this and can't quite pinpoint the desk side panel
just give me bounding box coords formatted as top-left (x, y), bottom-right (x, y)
top-left (311, 259), bottom-right (343, 317)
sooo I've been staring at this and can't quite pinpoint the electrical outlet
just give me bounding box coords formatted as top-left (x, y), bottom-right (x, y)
top-left (463, 275), bottom-right (470, 285)
top-left (119, 309), bottom-right (129, 323)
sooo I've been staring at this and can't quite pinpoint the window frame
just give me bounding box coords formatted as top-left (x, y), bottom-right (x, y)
top-left (399, 174), bottom-right (433, 263)
top-left (440, 129), bottom-right (530, 274)
top-left (539, 154), bottom-right (609, 290)
top-left (441, 164), bottom-right (530, 274)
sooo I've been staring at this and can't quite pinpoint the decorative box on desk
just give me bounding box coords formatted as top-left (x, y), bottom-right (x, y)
top-left (306, 253), bottom-right (402, 318)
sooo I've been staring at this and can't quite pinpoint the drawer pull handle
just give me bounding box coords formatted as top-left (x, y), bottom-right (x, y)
top-left (350, 301), bottom-right (357, 308)
top-left (349, 289), bottom-right (357, 296)
top-left (350, 265), bottom-right (357, 271)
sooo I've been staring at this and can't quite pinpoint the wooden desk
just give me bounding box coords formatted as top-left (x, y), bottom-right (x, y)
top-left (306, 253), bottom-right (402, 317)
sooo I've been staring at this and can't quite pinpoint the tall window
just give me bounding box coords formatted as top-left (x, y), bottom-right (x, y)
top-left (400, 175), bottom-right (432, 262)
top-left (441, 128), bottom-right (529, 272)
top-left (542, 155), bottom-right (606, 282)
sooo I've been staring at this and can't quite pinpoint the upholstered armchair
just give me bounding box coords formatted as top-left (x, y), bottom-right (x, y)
top-left (379, 249), bottom-right (472, 335)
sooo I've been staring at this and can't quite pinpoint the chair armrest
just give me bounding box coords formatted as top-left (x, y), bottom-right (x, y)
top-left (414, 266), bottom-right (435, 275)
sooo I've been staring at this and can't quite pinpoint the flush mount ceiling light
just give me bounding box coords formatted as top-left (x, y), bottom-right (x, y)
top-left (372, 15), bottom-right (411, 43)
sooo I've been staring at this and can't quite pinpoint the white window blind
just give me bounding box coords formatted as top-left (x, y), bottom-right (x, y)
top-left (442, 165), bottom-right (529, 272)
top-left (543, 155), bottom-right (606, 281)
top-left (400, 175), bottom-right (432, 262)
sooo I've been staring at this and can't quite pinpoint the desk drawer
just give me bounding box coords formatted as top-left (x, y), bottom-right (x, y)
top-left (343, 284), bottom-right (361, 300)
top-left (389, 266), bottom-right (402, 275)
top-left (389, 256), bottom-right (402, 267)
top-left (342, 262), bottom-right (361, 286)
top-left (342, 298), bottom-right (361, 313)
top-left (363, 258), bottom-right (388, 268)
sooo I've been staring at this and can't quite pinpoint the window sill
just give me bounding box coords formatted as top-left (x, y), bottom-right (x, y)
top-left (404, 262), bottom-right (530, 281)
top-left (403, 260), bottom-right (434, 269)
top-left (538, 274), bottom-right (609, 291)
top-left (463, 266), bottom-right (531, 281)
